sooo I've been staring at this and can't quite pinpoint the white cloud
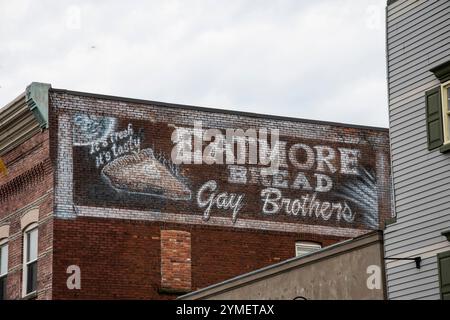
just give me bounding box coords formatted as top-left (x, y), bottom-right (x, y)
top-left (0, 0), bottom-right (388, 127)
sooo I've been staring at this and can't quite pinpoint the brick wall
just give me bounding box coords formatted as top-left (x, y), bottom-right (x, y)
top-left (50, 90), bottom-right (392, 230)
top-left (161, 230), bottom-right (191, 292)
top-left (46, 89), bottom-right (391, 299)
top-left (0, 131), bottom-right (53, 300)
top-left (51, 217), bottom-right (344, 299)
top-left (0, 86), bottom-right (392, 300)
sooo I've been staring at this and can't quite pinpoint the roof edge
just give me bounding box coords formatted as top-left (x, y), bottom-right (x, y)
top-left (387, 0), bottom-right (400, 5)
top-left (178, 230), bottom-right (383, 300)
top-left (0, 82), bottom-right (51, 157)
top-left (51, 88), bottom-right (389, 132)
top-left (26, 82), bottom-right (51, 129)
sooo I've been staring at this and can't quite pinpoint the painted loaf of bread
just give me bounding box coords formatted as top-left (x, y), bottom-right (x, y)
top-left (101, 148), bottom-right (191, 200)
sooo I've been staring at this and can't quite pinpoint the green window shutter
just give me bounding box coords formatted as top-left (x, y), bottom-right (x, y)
top-left (438, 251), bottom-right (450, 300)
top-left (425, 87), bottom-right (443, 150)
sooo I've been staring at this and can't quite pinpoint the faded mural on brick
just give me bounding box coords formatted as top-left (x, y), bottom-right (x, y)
top-left (72, 113), bottom-right (383, 229)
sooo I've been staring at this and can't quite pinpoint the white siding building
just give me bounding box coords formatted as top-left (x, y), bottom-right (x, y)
top-left (384, 0), bottom-right (450, 300)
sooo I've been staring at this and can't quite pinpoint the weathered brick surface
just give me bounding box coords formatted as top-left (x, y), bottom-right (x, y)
top-left (0, 88), bottom-right (392, 300)
top-left (51, 217), bottom-right (343, 299)
top-left (0, 131), bottom-right (53, 300)
top-left (50, 91), bottom-right (392, 231)
top-left (161, 230), bottom-right (191, 292)
top-left (47, 90), bottom-right (391, 299)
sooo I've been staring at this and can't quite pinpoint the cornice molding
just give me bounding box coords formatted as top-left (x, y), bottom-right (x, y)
top-left (26, 82), bottom-right (51, 129)
top-left (430, 60), bottom-right (450, 83)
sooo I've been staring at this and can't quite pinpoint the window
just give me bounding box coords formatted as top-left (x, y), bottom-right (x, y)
top-left (22, 225), bottom-right (38, 297)
top-left (438, 250), bottom-right (450, 300)
top-left (0, 240), bottom-right (8, 300)
top-left (441, 81), bottom-right (450, 145)
top-left (295, 241), bottom-right (322, 257)
top-left (427, 59), bottom-right (450, 152)
top-left (425, 81), bottom-right (450, 151)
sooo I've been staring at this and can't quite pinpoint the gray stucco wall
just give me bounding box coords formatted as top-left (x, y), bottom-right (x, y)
top-left (180, 232), bottom-right (385, 300)
top-left (384, 0), bottom-right (450, 300)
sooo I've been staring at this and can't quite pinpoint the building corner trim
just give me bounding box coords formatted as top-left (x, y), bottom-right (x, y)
top-left (26, 82), bottom-right (51, 129)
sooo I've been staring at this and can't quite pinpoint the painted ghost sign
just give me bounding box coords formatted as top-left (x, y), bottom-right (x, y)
top-left (102, 149), bottom-right (191, 200)
top-left (72, 113), bottom-right (386, 230)
top-left (73, 115), bottom-right (192, 207)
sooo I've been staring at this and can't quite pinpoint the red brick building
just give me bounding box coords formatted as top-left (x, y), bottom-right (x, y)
top-left (0, 82), bottom-right (392, 299)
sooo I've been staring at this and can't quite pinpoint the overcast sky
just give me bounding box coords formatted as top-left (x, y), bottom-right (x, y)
top-left (0, 0), bottom-right (388, 127)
